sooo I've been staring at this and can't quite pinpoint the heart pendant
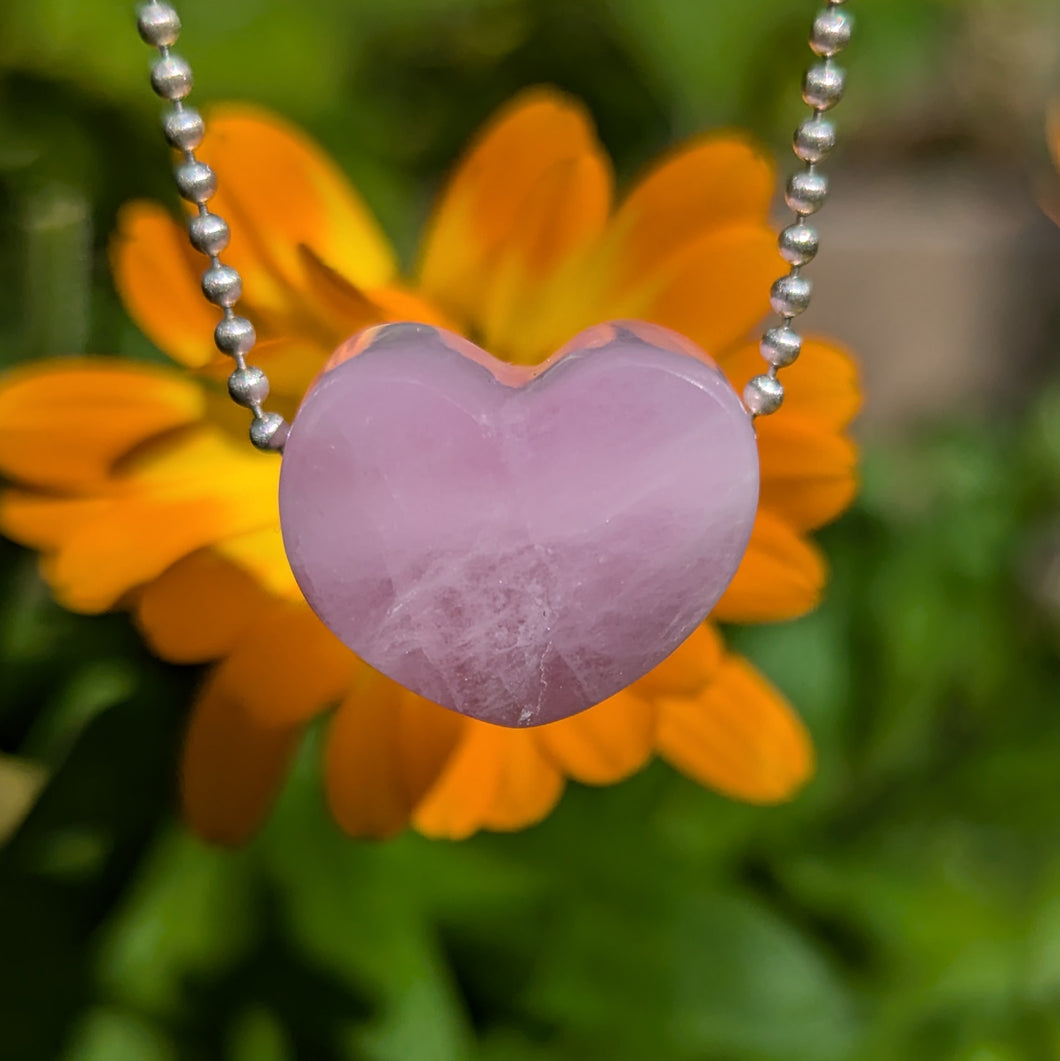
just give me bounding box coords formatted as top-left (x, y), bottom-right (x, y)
top-left (278, 321), bottom-right (759, 727)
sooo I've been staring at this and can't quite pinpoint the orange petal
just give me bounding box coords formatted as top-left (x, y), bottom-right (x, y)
top-left (413, 722), bottom-right (564, 839)
top-left (135, 550), bottom-right (265, 664)
top-left (656, 653), bottom-right (813, 803)
top-left (198, 600), bottom-right (354, 729)
top-left (636, 223), bottom-right (778, 358)
top-left (214, 526), bottom-right (301, 600)
top-left (419, 88), bottom-right (612, 339)
top-left (712, 510), bottom-right (826, 623)
top-left (757, 422), bottom-right (858, 533)
top-left (325, 676), bottom-right (465, 839)
top-left (181, 674), bottom-right (302, 846)
top-left (24, 427), bottom-right (279, 613)
top-left (536, 689), bottom-right (656, 785)
top-left (200, 103), bottom-right (396, 295)
top-left (0, 491), bottom-right (112, 552)
top-left (632, 623), bottom-right (724, 700)
top-left (478, 151), bottom-right (613, 358)
top-left (111, 203), bottom-right (220, 368)
top-left (609, 135), bottom-right (774, 291)
top-left (719, 337), bottom-right (861, 429)
top-left (480, 731), bottom-right (566, 831)
top-left (0, 359), bottom-right (204, 489)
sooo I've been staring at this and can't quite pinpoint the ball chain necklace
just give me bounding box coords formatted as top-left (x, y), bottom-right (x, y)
top-left (135, 0), bottom-right (854, 728)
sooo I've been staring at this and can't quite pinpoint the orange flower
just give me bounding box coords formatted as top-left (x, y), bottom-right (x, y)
top-left (0, 90), bottom-right (859, 844)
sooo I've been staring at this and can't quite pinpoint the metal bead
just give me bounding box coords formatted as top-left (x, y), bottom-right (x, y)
top-left (802, 62), bottom-right (846, 110)
top-left (778, 222), bottom-right (819, 265)
top-left (785, 170), bottom-right (829, 215)
top-left (202, 265), bottom-right (243, 307)
top-left (760, 326), bottom-right (802, 368)
top-left (175, 160), bottom-right (216, 203)
top-left (810, 9), bottom-right (853, 57)
top-left (137, 3), bottom-right (181, 47)
top-left (744, 374), bottom-right (784, 416)
top-left (188, 212), bottom-right (230, 256)
top-left (228, 366), bottom-right (270, 408)
top-left (250, 412), bottom-right (290, 452)
top-left (794, 116), bottom-right (837, 163)
top-left (214, 315), bottom-right (256, 355)
top-left (770, 274), bottom-right (813, 317)
top-left (163, 107), bottom-right (204, 151)
top-left (150, 54), bottom-right (193, 100)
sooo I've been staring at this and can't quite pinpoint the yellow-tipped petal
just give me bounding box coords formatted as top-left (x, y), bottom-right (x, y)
top-left (419, 88), bottom-right (611, 341)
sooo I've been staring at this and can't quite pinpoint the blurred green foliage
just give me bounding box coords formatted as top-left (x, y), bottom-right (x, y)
top-left (1, 0), bottom-right (1059, 1058)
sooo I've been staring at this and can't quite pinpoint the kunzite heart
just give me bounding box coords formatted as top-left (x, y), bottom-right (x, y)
top-left (279, 321), bottom-right (759, 727)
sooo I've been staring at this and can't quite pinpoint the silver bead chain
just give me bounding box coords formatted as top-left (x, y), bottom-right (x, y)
top-left (137, 1), bottom-right (851, 440)
top-left (136, 1), bottom-right (289, 452)
top-left (744, 0), bottom-right (853, 420)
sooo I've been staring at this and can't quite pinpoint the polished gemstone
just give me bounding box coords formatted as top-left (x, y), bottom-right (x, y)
top-left (279, 321), bottom-right (759, 727)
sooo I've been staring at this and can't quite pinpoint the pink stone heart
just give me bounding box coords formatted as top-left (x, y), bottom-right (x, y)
top-left (279, 321), bottom-right (758, 727)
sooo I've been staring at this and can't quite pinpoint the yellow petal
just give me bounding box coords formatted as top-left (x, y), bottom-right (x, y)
top-left (135, 550), bottom-right (264, 663)
top-left (536, 689), bottom-right (656, 785)
top-left (419, 87), bottom-right (611, 342)
top-left (656, 653), bottom-right (813, 803)
top-left (10, 426), bottom-right (280, 613)
top-left (608, 135), bottom-right (774, 292)
top-left (0, 359), bottom-right (204, 489)
top-left (214, 526), bottom-right (301, 600)
top-left (413, 722), bottom-right (564, 839)
top-left (712, 510), bottom-right (826, 623)
top-left (181, 676), bottom-right (302, 846)
top-left (325, 678), bottom-right (465, 839)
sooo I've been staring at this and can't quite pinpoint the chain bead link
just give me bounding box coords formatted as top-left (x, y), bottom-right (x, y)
top-left (748, 0), bottom-right (853, 421)
top-left (136, 0), bottom-right (288, 452)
